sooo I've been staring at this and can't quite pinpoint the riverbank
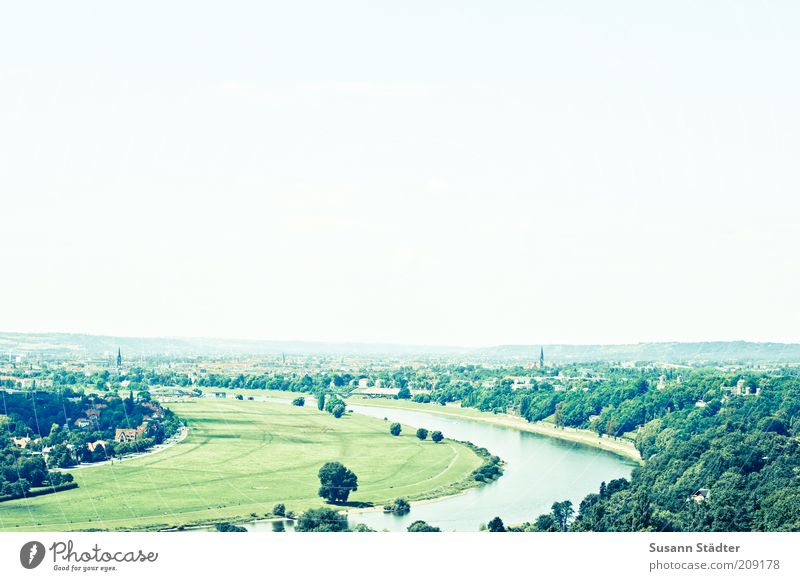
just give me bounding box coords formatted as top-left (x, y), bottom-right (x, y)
top-left (348, 397), bottom-right (642, 463)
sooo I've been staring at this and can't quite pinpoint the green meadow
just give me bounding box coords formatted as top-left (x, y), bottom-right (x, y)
top-left (0, 399), bottom-right (481, 531)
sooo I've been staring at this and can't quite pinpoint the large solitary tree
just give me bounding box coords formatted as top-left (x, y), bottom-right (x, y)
top-left (318, 462), bottom-right (358, 503)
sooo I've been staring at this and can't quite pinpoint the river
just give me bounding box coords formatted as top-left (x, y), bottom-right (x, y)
top-left (244, 400), bottom-right (636, 532)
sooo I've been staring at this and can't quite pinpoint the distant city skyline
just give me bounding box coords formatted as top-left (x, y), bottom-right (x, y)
top-left (2, 2), bottom-right (799, 346)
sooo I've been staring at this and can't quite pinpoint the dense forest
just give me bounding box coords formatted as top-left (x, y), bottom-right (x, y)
top-left (434, 367), bottom-right (800, 532)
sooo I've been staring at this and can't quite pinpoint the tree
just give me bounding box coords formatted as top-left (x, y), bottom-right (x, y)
top-left (125, 390), bottom-right (135, 414)
top-left (397, 387), bottom-right (411, 400)
top-left (351, 523), bottom-right (376, 532)
top-left (384, 498), bottom-right (410, 515)
top-left (407, 520), bottom-right (440, 532)
top-left (390, 423), bottom-right (401, 436)
top-left (48, 444), bottom-right (75, 468)
top-left (317, 392), bottom-right (326, 411)
top-left (318, 462), bottom-right (358, 503)
top-left (416, 428), bottom-right (428, 441)
top-left (431, 430), bottom-right (443, 443)
top-left (487, 516), bottom-right (506, 532)
top-left (272, 503), bottom-right (286, 517)
top-left (534, 513), bottom-right (559, 532)
top-left (332, 404), bottom-right (345, 418)
top-left (292, 397), bottom-right (305, 407)
top-left (551, 500), bottom-right (574, 532)
top-left (215, 522), bottom-right (247, 532)
top-left (295, 508), bottom-right (348, 532)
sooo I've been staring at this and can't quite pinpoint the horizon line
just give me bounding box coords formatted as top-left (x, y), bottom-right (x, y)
top-left (2, 329), bottom-right (800, 350)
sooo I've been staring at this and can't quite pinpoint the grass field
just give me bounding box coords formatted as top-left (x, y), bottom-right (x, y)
top-left (0, 399), bottom-right (482, 531)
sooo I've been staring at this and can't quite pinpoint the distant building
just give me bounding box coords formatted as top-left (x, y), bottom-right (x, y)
top-left (539, 347), bottom-right (545, 368)
top-left (723, 379), bottom-right (761, 397)
top-left (689, 488), bottom-right (710, 503)
top-left (86, 440), bottom-right (108, 453)
top-left (506, 376), bottom-right (531, 390)
top-left (150, 386), bottom-right (192, 399)
top-left (115, 428), bottom-right (139, 443)
top-left (115, 348), bottom-right (123, 376)
top-left (115, 423), bottom-right (147, 443)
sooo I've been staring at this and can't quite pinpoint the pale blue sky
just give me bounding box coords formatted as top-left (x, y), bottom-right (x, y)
top-left (1, 1), bottom-right (798, 346)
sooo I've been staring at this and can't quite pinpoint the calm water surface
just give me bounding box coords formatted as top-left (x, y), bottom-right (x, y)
top-left (245, 401), bottom-right (635, 532)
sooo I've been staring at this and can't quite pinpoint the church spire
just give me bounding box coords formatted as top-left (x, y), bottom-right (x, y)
top-left (539, 347), bottom-right (544, 368)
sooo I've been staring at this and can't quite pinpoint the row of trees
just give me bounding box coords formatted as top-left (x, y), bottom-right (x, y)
top-left (388, 423), bottom-right (442, 442)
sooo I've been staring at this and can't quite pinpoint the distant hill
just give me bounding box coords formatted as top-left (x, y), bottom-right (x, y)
top-left (474, 342), bottom-right (800, 364)
top-left (1, 332), bottom-right (799, 363)
top-left (0, 332), bottom-right (466, 358)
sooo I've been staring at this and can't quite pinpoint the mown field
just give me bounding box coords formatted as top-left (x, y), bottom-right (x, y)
top-left (0, 399), bottom-right (482, 531)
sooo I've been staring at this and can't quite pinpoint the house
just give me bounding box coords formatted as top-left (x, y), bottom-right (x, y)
top-left (115, 421), bottom-right (149, 443)
top-left (74, 418), bottom-right (92, 429)
top-left (86, 440), bottom-right (108, 453)
top-left (689, 488), bottom-right (710, 503)
top-left (12, 436), bottom-right (31, 449)
top-left (115, 428), bottom-right (139, 443)
top-left (85, 409), bottom-right (101, 419)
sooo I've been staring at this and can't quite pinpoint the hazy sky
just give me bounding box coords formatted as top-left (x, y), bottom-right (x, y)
top-left (1, 1), bottom-right (799, 346)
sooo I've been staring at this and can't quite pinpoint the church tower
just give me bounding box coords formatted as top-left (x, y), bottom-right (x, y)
top-left (539, 347), bottom-right (545, 368)
top-left (116, 348), bottom-right (123, 376)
